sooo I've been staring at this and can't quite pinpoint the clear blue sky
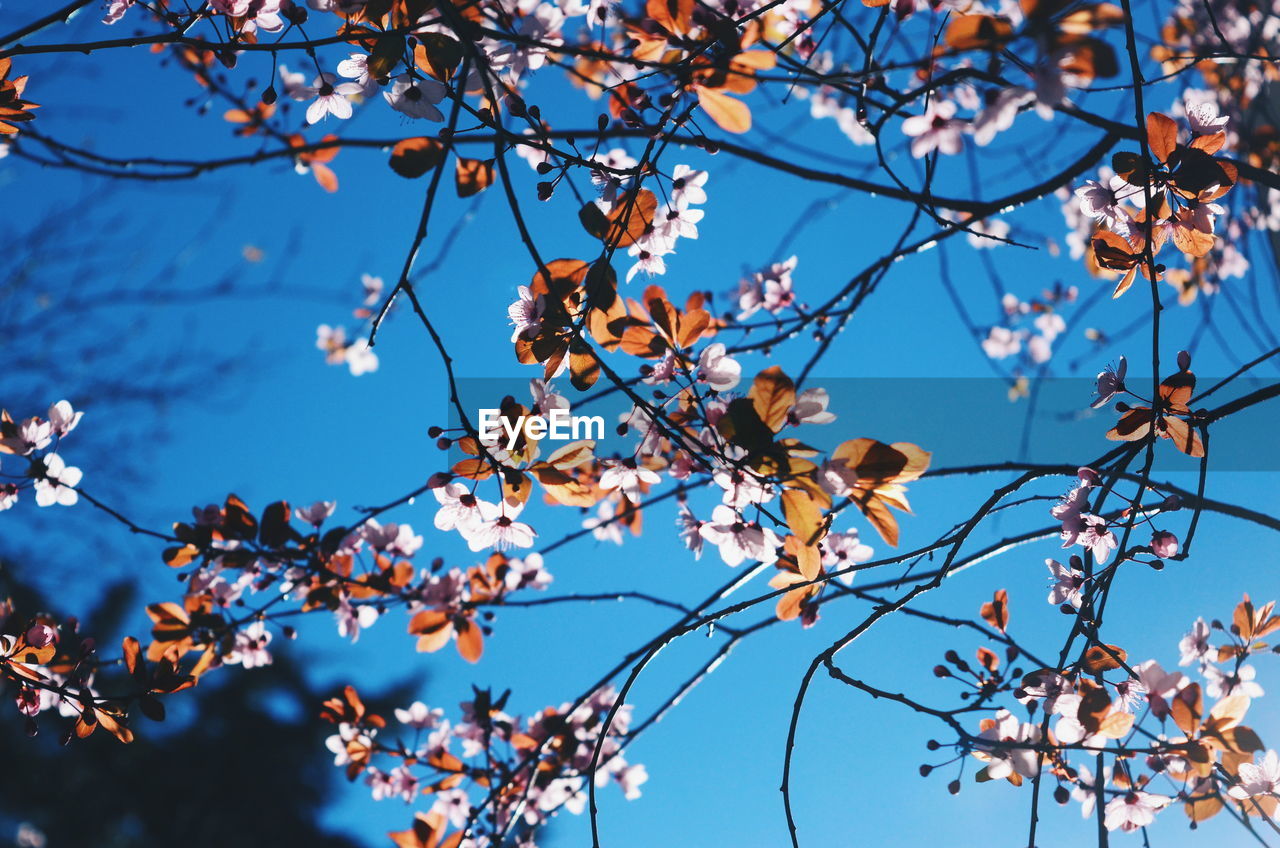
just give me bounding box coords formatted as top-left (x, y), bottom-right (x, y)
top-left (4, 1), bottom-right (1280, 844)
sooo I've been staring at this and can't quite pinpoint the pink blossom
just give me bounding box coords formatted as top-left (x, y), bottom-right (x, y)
top-left (902, 100), bottom-right (964, 158)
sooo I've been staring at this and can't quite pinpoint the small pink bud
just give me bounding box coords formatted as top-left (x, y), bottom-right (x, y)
top-left (24, 623), bottom-right (55, 649)
top-left (1151, 530), bottom-right (1179, 558)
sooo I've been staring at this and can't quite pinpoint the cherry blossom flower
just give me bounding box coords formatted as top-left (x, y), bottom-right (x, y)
top-left (973, 709), bottom-right (1041, 780)
top-left (0, 484), bottom-right (17, 511)
top-left (966, 218), bottom-right (1011, 249)
top-left (337, 53), bottom-right (380, 95)
top-left (809, 89), bottom-right (875, 146)
top-left (820, 531), bottom-right (873, 584)
top-left (279, 65), bottom-right (312, 100)
top-left (1072, 765), bottom-right (1112, 818)
top-left (1178, 617), bottom-right (1213, 666)
top-left (713, 467), bottom-right (776, 509)
top-left (1076, 514), bottom-right (1118, 562)
top-left (504, 552), bottom-right (553, 591)
top-left (788, 388), bottom-right (836, 426)
top-left (362, 520), bottom-right (424, 557)
top-left (1228, 749), bottom-right (1280, 800)
top-left (670, 164), bottom-right (708, 205)
top-left (344, 338), bottom-right (379, 376)
top-left (981, 326), bottom-right (1022, 360)
top-left (1046, 557), bottom-right (1085, 608)
top-left (675, 503), bottom-right (704, 559)
top-left (336, 594), bottom-right (380, 642)
top-left (1104, 791), bottom-right (1169, 832)
top-left (431, 787), bottom-right (472, 827)
top-left (625, 232), bottom-right (674, 282)
top-left (1053, 712), bottom-right (1103, 748)
top-left (433, 483), bottom-right (486, 533)
top-left (698, 505), bottom-right (780, 567)
top-left (468, 501), bottom-right (536, 551)
top-left (316, 324), bottom-right (349, 365)
top-left (1185, 99), bottom-right (1229, 135)
top-left (589, 148), bottom-right (637, 202)
top-left (1092, 357), bottom-right (1127, 408)
top-left (696, 343), bottom-right (741, 391)
top-left (1204, 663), bottom-right (1264, 699)
top-left (383, 74), bottom-right (447, 121)
top-left (1075, 175), bottom-right (1136, 228)
top-left (599, 458), bottom-right (660, 503)
top-left (210, 0), bottom-right (284, 32)
top-left (902, 100), bottom-right (964, 158)
top-left (529, 379), bottom-right (569, 415)
top-left (47, 400), bottom-right (82, 437)
top-left (614, 762), bottom-right (649, 800)
top-left (1133, 660), bottom-right (1186, 717)
top-left (508, 285), bottom-right (544, 341)
top-left (295, 500), bottom-right (337, 525)
top-left (326, 722), bottom-right (374, 766)
top-left (0, 417), bottom-right (52, 455)
top-left (972, 87), bottom-right (1033, 146)
top-left (396, 701), bottom-right (444, 729)
top-left (301, 73), bottom-right (362, 124)
top-left (226, 621), bottom-right (273, 669)
top-left (103, 0), bottom-right (134, 24)
top-left (583, 500), bottom-right (625, 545)
top-left (658, 199), bottom-right (704, 241)
top-left (1017, 670), bottom-right (1079, 716)
top-left (361, 273), bottom-right (384, 306)
top-left (33, 453), bottom-right (81, 507)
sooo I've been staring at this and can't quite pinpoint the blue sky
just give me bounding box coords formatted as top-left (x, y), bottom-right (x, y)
top-left (4, 1), bottom-right (1280, 844)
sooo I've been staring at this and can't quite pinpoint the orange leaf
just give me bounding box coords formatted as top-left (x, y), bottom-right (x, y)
top-left (696, 85), bottom-right (751, 133)
top-left (980, 589), bottom-right (1010, 632)
top-left (390, 137), bottom-right (445, 178)
top-left (781, 489), bottom-right (825, 548)
top-left (749, 366), bottom-right (796, 432)
top-left (1146, 112), bottom-right (1179, 163)
top-left (455, 157), bottom-right (495, 197)
top-left (1082, 643), bottom-right (1127, 674)
top-left (455, 618), bottom-right (484, 663)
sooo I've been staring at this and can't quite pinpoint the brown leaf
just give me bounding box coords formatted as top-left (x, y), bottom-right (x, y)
top-left (389, 137), bottom-right (445, 178)
top-left (455, 618), bottom-right (484, 663)
top-left (413, 33), bottom-right (464, 81)
top-left (980, 589), bottom-right (1010, 632)
top-left (781, 489), bottom-right (825, 547)
top-left (944, 14), bottom-right (1014, 50)
top-left (646, 0), bottom-right (692, 34)
top-left (696, 85), bottom-right (751, 133)
top-left (455, 157), bottom-right (495, 197)
top-left (1146, 111), bottom-right (1179, 162)
top-left (1082, 643), bottom-right (1127, 674)
top-left (749, 366), bottom-right (796, 432)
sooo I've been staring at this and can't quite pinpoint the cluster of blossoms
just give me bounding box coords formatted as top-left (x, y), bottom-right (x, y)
top-left (321, 684), bottom-right (645, 847)
top-left (734, 256), bottom-right (799, 321)
top-left (0, 401), bottom-right (84, 511)
top-left (624, 165), bottom-right (708, 283)
top-left (315, 273), bottom-right (385, 376)
top-left (980, 284), bottom-right (1076, 369)
top-left (951, 595), bottom-right (1280, 834)
top-left (0, 595), bottom-right (199, 744)
top-left (1157, 0), bottom-right (1280, 234)
top-left (1080, 107), bottom-right (1238, 299)
top-left (144, 488), bottom-right (555, 686)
